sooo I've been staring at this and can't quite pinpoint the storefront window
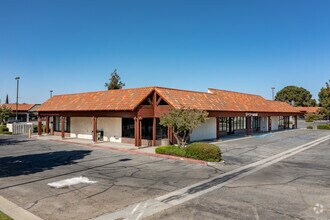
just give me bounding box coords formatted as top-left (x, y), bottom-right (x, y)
top-left (122, 118), bottom-right (135, 138)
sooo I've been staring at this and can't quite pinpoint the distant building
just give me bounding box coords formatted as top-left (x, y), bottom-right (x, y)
top-left (1, 104), bottom-right (40, 122)
top-left (295, 107), bottom-right (320, 114)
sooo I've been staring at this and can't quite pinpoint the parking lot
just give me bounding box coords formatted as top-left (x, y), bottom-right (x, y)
top-left (0, 129), bottom-right (329, 220)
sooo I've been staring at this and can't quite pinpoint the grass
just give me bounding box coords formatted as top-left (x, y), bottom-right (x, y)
top-left (0, 211), bottom-right (12, 220)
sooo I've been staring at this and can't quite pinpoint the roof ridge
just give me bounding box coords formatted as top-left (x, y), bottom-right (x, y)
top-left (208, 88), bottom-right (264, 97)
top-left (51, 86), bottom-right (156, 97)
top-left (155, 86), bottom-right (215, 95)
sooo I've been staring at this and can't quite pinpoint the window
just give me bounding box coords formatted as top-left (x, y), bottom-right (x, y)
top-left (156, 118), bottom-right (168, 139)
top-left (142, 118), bottom-right (153, 140)
top-left (54, 116), bottom-right (70, 132)
top-left (122, 118), bottom-right (135, 138)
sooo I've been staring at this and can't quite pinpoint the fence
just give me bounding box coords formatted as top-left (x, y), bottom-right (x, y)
top-left (10, 123), bottom-right (34, 135)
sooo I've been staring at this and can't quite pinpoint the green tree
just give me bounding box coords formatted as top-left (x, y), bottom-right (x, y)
top-left (159, 107), bottom-right (209, 147)
top-left (275, 86), bottom-right (316, 107)
top-left (318, 80), bottom-right (330, 119)
top-left (5, 94), bottom-right (9, 104)
top-left (104, 69), bottom-right (125, 90)
top-left (0, 105), bottom-right (12, 125)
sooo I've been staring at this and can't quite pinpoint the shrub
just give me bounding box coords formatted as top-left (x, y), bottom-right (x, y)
top-left (0, 126), bottom-right (9, 133)
top-left (306, 126), bottom-right (313, 129)
top-left (317, 124), bottom-right (330, 130)
top-left (33, 125), bottom-right (38, 132)
top-left (155, 146), bottom-right (186, 157)
top-left (186, 142), bottom-right (221, 162)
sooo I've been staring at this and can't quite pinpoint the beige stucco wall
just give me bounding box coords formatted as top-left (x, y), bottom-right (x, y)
top-left (190, 117), bottom-right (217, 141)
top-left (70, 117), bottom-right (122, 142)
top-left (271, 116), bottom-right (279, 131)
top-left (259, 116), bottom-right (268, 132)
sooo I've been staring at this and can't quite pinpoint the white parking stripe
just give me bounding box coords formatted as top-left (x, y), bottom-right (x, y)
top-left (93, 134), bottom-right (330, 220)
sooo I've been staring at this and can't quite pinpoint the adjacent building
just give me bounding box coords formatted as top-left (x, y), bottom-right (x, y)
top-left (1, 103), bottom-right (40, 122)
top-left (37, 86), bottom-right (301, 146)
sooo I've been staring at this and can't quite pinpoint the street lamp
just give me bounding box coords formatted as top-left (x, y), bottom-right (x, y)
top-left (50, 90), bottom-right (53, 98)
top-left (271, 87), bottom-right (275, 100)
top-left (15, 77), bottom-right (20, 121)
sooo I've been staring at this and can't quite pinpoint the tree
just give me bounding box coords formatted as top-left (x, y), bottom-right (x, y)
top-left (0, 105), bottom-right (12, 125)
top-left (5, 94), bottom-right (9, 104)
top-left (275, 86), bottom-right (316, 107)
top-left (159, 107), bottom-right (209, 147)
top-left (318, 80), bottom-right (330, 120)
top-left (104, 69), bottom-right (125, 90)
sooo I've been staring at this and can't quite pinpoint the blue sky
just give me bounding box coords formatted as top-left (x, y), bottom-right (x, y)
top-left (0, 0), bottom-right (329, 104)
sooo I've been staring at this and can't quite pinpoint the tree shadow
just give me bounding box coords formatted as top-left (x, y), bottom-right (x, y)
top-left (0, 150), bottom-right (91, 178)
top-left (0, 137), bottom-right (33, 146)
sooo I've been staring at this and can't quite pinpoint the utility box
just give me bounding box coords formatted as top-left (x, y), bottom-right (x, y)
top-left (97, 130), bottom-right (104, 141)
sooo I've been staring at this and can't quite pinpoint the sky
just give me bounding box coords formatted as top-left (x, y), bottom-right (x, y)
top-left (0, 0), bottom-right (329, 104)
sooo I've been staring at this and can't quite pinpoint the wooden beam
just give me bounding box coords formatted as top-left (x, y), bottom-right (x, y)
top-left (61, 116), bottom-right (65, 139)
top-left (93, 116), bottom-right (97, 143)
top-left (139, 118), bottom-right (142, 146)
top-left (246, 116), bottom-right (251, 135)
top-left (156, 96), bottom-right (162, 106)
top-left (152, 117), bottom-right (156, 146)
top-left (46, 116), bottom-right (49, 134)
top-left (38, 116), bottom-right (42, 136)
top-left (268, 116), bottom-right (271, 132)
top-left (147, 98), bottom-right (153, 105)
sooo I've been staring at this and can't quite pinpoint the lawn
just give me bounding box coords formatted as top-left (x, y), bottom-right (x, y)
top-left (0, 211), bottom-right (12, 220)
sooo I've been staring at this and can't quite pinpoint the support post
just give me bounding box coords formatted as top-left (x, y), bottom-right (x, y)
top-left (93, 116), bottom-right (97, 143)
top-left (134, 117), bottom-right (138, 146)
top-left (139, 118), bottom-right (142, 146)
top-left (268, 116), bottom-right (271, 132)
top-left (216, 117), bottom-right (220, 139)
top-left (152, 117), bottom-right (156, 146)
top-left (26, 113), bottom-right (30, 122)
top-left (51, 117), bottom-right (54, 135)
top-left (61, 116), bottom-right (65, 139)
top-left (38, 116), bottom-right (42, 136)
top-left (46, 116), bottom-right (49, 134)
top-left (246, 116), bottom-right (251, 135)
top-left (228, 117), bottom-right (232, 134)
top-left (294, 116), bottom-right (298, 129)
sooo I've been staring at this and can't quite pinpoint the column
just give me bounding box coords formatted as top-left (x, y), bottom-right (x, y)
top-left (38, 116), bottom-right (42, 136)
top-left (139, 118), bottom-right (142, 146)
top-left (294, 116), bottom-right (298, 129)
top-left (246, 116), bottom-right (251, 135)
top-left (268, 116), bottom-right (271, 132)
top-left (51, 116), bottom-right (54, 135)
top-left (92, 116), bottom-right (97, 143)
top-left (216, 117), bottom-right (220, 139)
top-left (46, 116), bottom-right (50, 134)
top-left (61, 116), bottom-right (65, 139)
top-left (152, 117), bottom-right (156, 146)
top-left (26, 113), bottom-right (30, 122)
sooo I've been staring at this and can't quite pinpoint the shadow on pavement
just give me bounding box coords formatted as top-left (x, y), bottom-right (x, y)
top-left (0, 150), bottom-right (91, 178)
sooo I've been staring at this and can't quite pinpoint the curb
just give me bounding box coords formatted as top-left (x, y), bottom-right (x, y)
top-left (39, 138), bottom-right (208, 165)
top-left (0, 195), bottom-right (43, 220)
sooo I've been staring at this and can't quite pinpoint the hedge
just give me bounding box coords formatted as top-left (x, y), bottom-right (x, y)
top-left (155, 143), bottom-right (221, 162)
top-left (0, 126), bottom-right (9, 133)
top-left (306, 126), bottom-right (313, 129)
top-left (317, 124), bottom-right (330, 130)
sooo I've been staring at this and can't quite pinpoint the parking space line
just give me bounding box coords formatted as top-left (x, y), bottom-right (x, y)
top-left (94, 134), bottom-right (330, 220)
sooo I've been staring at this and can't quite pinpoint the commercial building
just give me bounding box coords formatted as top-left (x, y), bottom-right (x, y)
top-left (37, 86), bottom-right (301, 146)
top-left (1, 103), bottom-right (40, 122)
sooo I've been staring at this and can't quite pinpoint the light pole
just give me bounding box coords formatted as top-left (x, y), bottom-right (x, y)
top-left (271, 87), bottom-right (275, 100)
top-left (50, 90), bottom-right (53, 98)
top-left (15, 77), bottom-right (20, 121)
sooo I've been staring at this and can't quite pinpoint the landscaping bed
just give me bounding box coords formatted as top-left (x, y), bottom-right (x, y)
top-left (0, 125), bottom-right (12, 135)
top-left (0, 211), bottom-right (12, 220)
top-left (317, 124), bottom-right (330, 130)
top-left (156, 142), bottom-right (221, 162)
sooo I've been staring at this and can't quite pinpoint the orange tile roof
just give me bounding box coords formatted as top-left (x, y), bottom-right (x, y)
top-left (37, 87), bottom-right (154, 112)
top-left (1, 104), bottom-right (35, 112)
top-left (295, 106), bottom-right (320, 114)
top-left (37, 86), bottom-right (300, 114)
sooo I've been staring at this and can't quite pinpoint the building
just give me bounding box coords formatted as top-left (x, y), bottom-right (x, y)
top-left (37, 86), bottom-right (301, 146)
top-left (295, 107), bottom-right (320, 115)
top-left (1, 103), bottom-right (40, 122)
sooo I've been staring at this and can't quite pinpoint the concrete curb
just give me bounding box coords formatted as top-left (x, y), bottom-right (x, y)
top-left (0, 195), bottom-right (43, 220)
top-left (41, 138), bottom-right (209, 165)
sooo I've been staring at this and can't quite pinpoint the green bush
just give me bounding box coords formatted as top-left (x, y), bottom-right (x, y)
top-left (305, 118), bottom-right (314, 122)
top-left (317, 124), bottom-right (330, 130)
top-left (186, 142), bottom-right (221, 162)
top-left (306, 126), bottom-right (313, 129)
top-left (155, 146), bottom-right (186, 157)
top-left (155, 143), bottom-right (221, 162)
top-left (0, 126), bottom-right (9, 132)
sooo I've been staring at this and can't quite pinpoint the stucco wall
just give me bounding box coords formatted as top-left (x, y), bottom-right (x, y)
top-left (271, 116), bottom-right (279, 131)
top-left (70, 117), bottom-right (122, 142)
top-left (190, 117), bottom-right (216, 141)
top-left (259, 117), bottom-right (268, 132)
